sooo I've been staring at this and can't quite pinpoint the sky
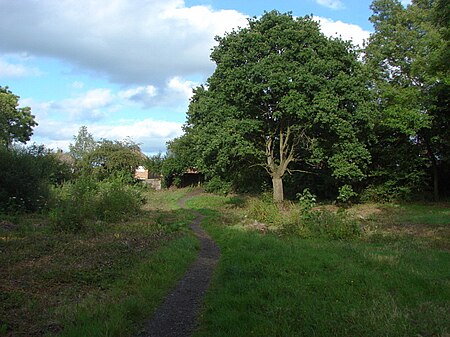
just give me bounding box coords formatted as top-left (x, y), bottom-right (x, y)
top-left (0, 0), bottom-right (411, 155)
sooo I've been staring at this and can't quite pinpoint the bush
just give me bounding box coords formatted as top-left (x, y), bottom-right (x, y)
top-left (96, 175), bottom-right (143, 222)
top-left (245, 192), bottom-right (361, 240)
top-left (50, 175), bottom-right (143, 232)
top-left (49, 176), bottom-right (98, 231)
top-left (299, 209), bottom-right (361, 239)
top-left (204, 176), bottom-right (232, 195)
top-left (246, 193), bottom-right (282, 225)
top-left (0, 145), bottom-right (71, 212)
top-left (360, 183), bottom-right (413, 203)
top-left (336, 184), bottom-right (357, 204)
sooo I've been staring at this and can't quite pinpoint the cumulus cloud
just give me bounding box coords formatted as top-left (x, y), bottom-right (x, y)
top-left (24, 84), bottom-right (188, 153)
top-left (118, 77), bottom-right (199, 108)
top-left (0, 0), bottom-right (248, 85)
top-left (50, 88), bottom-right (116, 121)
top-left (32, 117), bottom-right (183, 154)
top-left (315, 0), bottom-right (344, 10)
top-left (313, 16), bottom-right (371, 47)
top-left (92, 119), bottom-right (183, 153)
top-left (0, 57), bottom-right (40, 77)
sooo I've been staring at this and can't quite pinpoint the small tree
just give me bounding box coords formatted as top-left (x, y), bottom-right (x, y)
top-left (69, 126), bottom-right (97, 161)
top-left (0, 86), bottom-right (37, 147)
top-left (81, 138), bottom-right (143, 180)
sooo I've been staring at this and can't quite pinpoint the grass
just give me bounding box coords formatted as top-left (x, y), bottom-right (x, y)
top-left (349, 201), bottom-right (450, 250)
top-left (187, 193), bottom-right (450, 337)
top-left (0, 189), bottom-right (198, 337)
top-left (1, 189), bottom-right (448, 336)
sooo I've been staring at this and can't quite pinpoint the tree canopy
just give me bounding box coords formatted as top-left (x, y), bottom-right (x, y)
top-left (69, 126), bottom-right (97, 161)
top-left (177, 11), bottom-right (374, 201)
top-left (0, 86), bottom-right (37, 147)
top-left (81, 138), bottom-right (143, 180)
top-left (364, 0), bottom-right (450, 200)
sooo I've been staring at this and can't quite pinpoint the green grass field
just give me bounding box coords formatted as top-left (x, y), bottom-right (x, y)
top-left (188, 193), bottom-right (450, 337)
top-left (0, 189), bottom-right (448, 336)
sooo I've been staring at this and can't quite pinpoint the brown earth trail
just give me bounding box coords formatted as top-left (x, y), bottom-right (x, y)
top-left (139, 192), bottom-right (220, 337)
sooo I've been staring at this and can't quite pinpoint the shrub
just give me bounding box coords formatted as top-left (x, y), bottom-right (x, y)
top-left (49, 176), bottom-right (98, 232)
top-left (0, 145), bottom-right (71, 212)
top-left (50, 175), bottom-right (143, 232)
top-left (246, 194), bottom-right (282, 225)
top-left (360, 183), bottom-right (413, 203)
top-left (336, 184), bottom-right (358, 204)
top-left (244, 192), bottom-right (361, 240)
top-left (300, 209), bottom-right (361, 240)
top-left (96, 174), bottom-right (143, 222)
top-left (204, 177), bottom-right (232, 195)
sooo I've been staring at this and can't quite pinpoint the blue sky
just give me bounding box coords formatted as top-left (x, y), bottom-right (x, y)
top-left (0, 0), bottom-right (410, 154)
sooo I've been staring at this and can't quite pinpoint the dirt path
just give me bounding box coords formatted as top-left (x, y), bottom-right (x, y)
top-left (139, 192), bottom-right (220, 337)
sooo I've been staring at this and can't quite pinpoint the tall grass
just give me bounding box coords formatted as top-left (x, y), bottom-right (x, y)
top-left (49, 175), bottom-right (144, 231)
top-left (245, 193), bottom-right (361, 240)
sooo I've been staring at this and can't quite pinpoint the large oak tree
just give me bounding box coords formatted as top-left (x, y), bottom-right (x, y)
top-left (181, 11), bottom-right (373, 201)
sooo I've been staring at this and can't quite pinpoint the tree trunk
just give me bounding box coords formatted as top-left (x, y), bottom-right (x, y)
top-left (426, 141), bottom-right (439, 202)
top-left (432, 160), bottom-right (439, 202)
top-left (272, 176), bottom-right (284, 203)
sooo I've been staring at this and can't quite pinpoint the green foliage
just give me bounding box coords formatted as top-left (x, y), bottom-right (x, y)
top-left (96, 174), bottom-right (143, 222)
top-left (176, 11), bottom-right (373, 201)
top-left (361, 183), bottom-right (416, 203)
top-left (297, 188), bottom-right (317, 212)
top-left (245, 193), bottom-right (361, 240)
top-left (337, 184), bottom-right (358, 204)
top-left (365, 0), bottom-right (450, 200)
top-left (50, 175), bottom-right (143, 232)
top-left (144, 152), bottom-right (165, 176)
top-left (49, 176), bottom-right (98, 231)
top-left (69, 125), bottom-right (97, 161)
top-left (204, 177), bottom-right (233, 195)
top-left (0, 145), bottom-right (72, 212)
top-left (0, 86), bottom-right (37, 147)
top-left (80, 138), bottom-right (143, 181)
top-left (295, 209), bottom-right (361, 240)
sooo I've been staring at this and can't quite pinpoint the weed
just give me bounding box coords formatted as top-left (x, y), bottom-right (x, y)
top-left (49, 175), bottom-right (143, 232)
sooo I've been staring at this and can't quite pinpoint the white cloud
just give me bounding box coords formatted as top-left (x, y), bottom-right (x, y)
top-left (316, 0), bottom-right (344, 10)
top-left (0, 57), bottom-right (40, 77)
top-left (118, 77), bottom-right (199, 109)
top-left (400, 0), bottom-right (411, 6)
top-left (0, 0), bottom-right (248, 85)
top-left (314, 16), bottom-right (371, 47)
top-left (50, 88), bottom-right (116, 121)
top-left (118, 86), bottom-right (158, 101)
top-left (167, 77), bottom-right (198, 100)
top-left (32, 118), bottom-right (183, 154)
